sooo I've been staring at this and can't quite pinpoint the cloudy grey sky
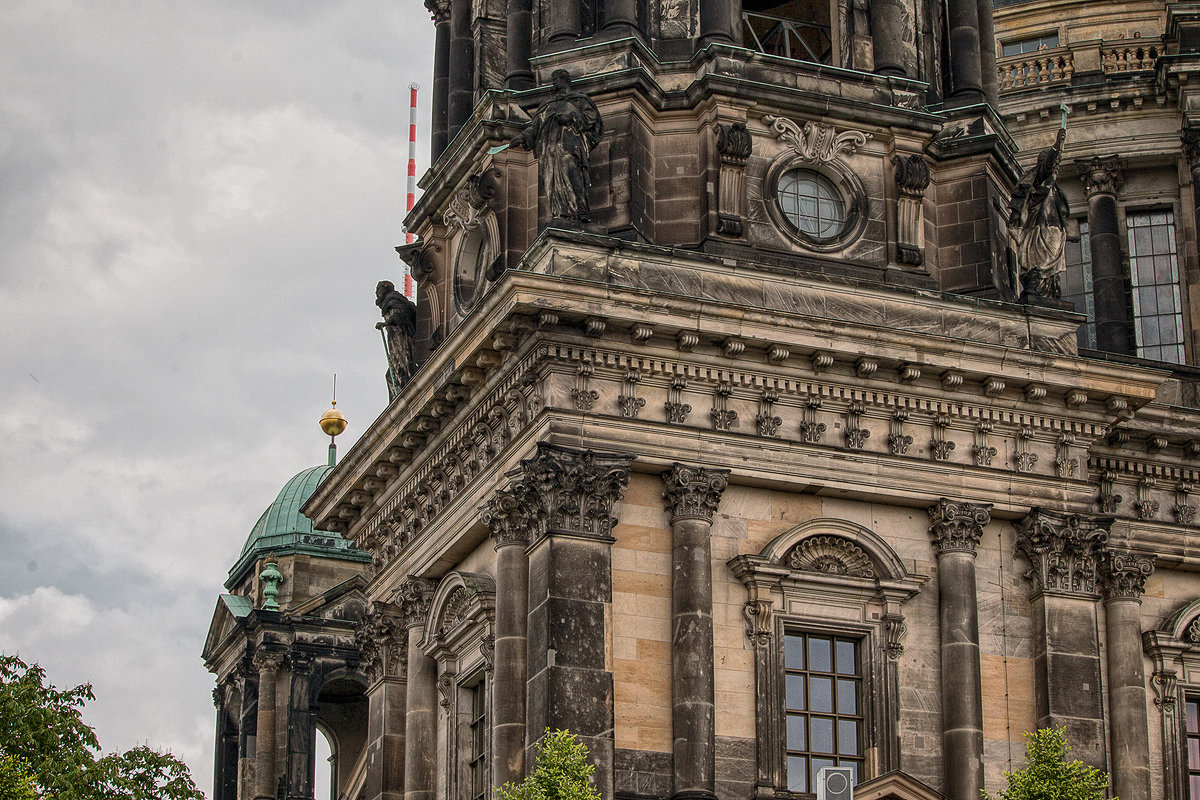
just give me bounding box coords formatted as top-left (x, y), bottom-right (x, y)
top-left (1, 2), bottom-right (432, 794)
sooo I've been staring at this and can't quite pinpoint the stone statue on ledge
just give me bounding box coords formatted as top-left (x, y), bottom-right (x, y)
top-left (510, 69), bottom-right (603, 223)
top-left (375, 280), bottom-right (417, 398)
top-left (1007, 126), bottom-right (1075, 300)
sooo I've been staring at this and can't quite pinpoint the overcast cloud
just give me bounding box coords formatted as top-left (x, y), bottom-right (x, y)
top-left (0, 2), bottom-right (433, 793)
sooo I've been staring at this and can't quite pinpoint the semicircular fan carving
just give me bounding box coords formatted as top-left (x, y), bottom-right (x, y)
top-left (786, 535), bottom-right (876, 578)
top-left (441, 587), bottom-right (472, 630)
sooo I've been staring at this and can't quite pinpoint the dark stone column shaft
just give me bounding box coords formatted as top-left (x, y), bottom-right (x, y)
top-left (447, 0), bottom-right (474, 145)
top-left (404, 624), bottom-right (437, 800)
top-left (698, 0), bottom-right (734, 46)
top-left (214, 700), bottom-right (239, 800)
top-left (928, 500), bottom-right (990, 800)
top-left (662, 465), bottom-right (728, 800)
top-left (364, 679), bottom-right (406, 800)
top-left (253, 656), bottom-right (283, 800)
top-left (548, 0), bottom-right (581, 44)
top-left (938, 551), bottom-right (985, 800)
top-left (602, 0), bottom-right (638, 36)
top-left (285, 663), bottom-right (316, 800)
top-left (1078, 156), bottom-right (1131, 355)
top-left (870, 0), bottom-right (908, 77)
top-left (945, 0), bottom-right (984, 103)
top-left (976, 0), bottom-right (998, 104)
top-left (505, 0), bottom-right (534, 89)
top-left (430, 5), bottom-right (451, 161)
top-left (1105, 598), bottom-right (1152, 800)
top-left (493, 539), bottom-right (530, 786)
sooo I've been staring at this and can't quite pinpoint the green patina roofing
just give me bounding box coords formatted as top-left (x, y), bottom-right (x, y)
top-left (224, 465), bottom-right (369, 590)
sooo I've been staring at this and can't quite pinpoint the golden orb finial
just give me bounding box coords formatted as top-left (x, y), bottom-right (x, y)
top-left (320, 401), bottom-right (348, 438)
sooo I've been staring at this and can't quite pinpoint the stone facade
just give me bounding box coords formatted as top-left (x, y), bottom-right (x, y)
top-left (205, 0), bottom-right (1200, 799)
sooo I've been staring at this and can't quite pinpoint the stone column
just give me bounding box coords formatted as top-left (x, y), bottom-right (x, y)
top-left (944, 0), bottom-right (984, 104)
top-left (1076, 156), bottom-right (1132, 355)
top-left (548, 0), bottom-right (581, 44)
top-left (213, 684), bottom-right (239, 800)
top-left (976, 0), bottom-right (998, 104)
top-left (357, 604), bottom-right (408, 800)
top-left (253, 652), bottom-right (285, 800)
top-left (447, 0), bottom-right (474, 145)
top-left (427, 0), bottom-right (451, 161)
top-left (927, 499), bottom-right (991, 800)
top-left (514, 444), bottom-right (632, 800)
top-left (398, 578), bottom-right (437, 800)
top-left (602, 0), bottom-right (638, 37)
top-left (1015, 509), bottom-right (1109, 769)
top-left (1182, 129), bottom-right (1200, 274)
top-left (284, 653), bottom-right (317, 800)
top-left (698, 0), bottom-right (734, 47)
top-left (505, 0), bottom-right (534, 90)
top-left (1101, 551), bottom-right (1155, 800)
top-left (869, 0), bottom-right (909, 77)
top-left (482, 490), bottom-right (532, 788)
top-left (661, 464), bottom-right (729, 800)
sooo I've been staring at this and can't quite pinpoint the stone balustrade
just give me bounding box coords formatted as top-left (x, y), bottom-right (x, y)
top-left (998, 37), bottom-right (1163, 93)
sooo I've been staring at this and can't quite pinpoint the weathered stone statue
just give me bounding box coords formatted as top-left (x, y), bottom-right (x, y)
top-left (1007, 127), bottom-right (1072, 299)
top-left (510, 69), bottom-right (603, 223)
top-left (375, 280), bottom-right (417, 398)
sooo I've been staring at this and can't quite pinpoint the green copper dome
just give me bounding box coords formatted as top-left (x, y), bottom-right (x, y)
top-left (225, 465), bottom-right (369, 590)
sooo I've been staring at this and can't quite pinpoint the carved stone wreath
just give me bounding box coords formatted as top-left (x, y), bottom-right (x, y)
top-left (785, 535), bottom-right (876, 578)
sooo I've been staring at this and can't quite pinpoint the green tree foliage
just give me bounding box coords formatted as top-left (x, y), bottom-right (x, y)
top-left (496, 729), bottom-right (602, 800)
top-left (984, 727), bottom-right (1111, 800)
top-left (0, 654), bottom-right (204, 800)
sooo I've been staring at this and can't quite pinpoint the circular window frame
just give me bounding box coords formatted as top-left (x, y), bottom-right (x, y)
top-left (765, 157), bottom-right (868, 253)
top-left (452, 213), bottom-right (500, 315)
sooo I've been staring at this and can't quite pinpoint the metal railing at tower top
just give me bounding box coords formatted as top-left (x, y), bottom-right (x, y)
top-left (742, 11), bottom-right (833, 64)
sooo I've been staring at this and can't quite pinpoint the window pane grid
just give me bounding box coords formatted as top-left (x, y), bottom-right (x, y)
top-left (1128, 210), bottom-right (1185, 364)
top-left (778, 170), bottom-right (845, 239)
top-left (1062, 220), bottom-right (1095, 349)
top-left (468, 683), bottom-right (487, 800)
top-left (1188, 699), bottom-right (1200, 799)
top-left (784, 632), bottom-right (863, 793)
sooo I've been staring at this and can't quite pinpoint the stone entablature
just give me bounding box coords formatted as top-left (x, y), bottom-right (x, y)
top-left (304, 238), bottom-right (1169, 575)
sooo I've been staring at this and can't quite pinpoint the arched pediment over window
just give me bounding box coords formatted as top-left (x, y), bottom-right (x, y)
top-left (423, 571), bottom-right (496, 647)
top-left (726, 518), bottom-right (928, 794)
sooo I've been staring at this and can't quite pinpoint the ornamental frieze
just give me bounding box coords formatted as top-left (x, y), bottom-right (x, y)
top-left (1015, 509), bottom-right (1110, 597)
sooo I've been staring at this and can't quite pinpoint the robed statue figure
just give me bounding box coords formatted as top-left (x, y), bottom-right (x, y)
top-left (511, 69), bottom-right (603, 223)
top-left (375, 280), bottom-right (417, 398)
top-left (1007, 127), bottom-right (1073, 299)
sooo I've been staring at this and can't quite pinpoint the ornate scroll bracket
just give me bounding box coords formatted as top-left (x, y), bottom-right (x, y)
top-left (893, 154), bottom-right (930, 267)
top-left (714, 122), bottom-right (752, 236)
top-left (666, 376), bottom-right (691, 424)
top-left (762, 115), bottom-right (872, 163)
top-left (743, 599), bottom-right (773, 647)
top-left (930, 412), bottom-right (954, 462)
top-left (756, 389), bottom-right (782, 437)
top-left (618, 368), bottom-right (645, 419)
top-left (845, 401), bottom-right (869, 450)
top-left (662, 463), bottom-right (730, 524)
top-left (711, 382), bottom-right (738, 431)
top-left (974, 421), bottom-right (997, 467)
top-left (889, 409), bottom-right (913, 456)
top-left (799, 396), bottom-right (825, 444)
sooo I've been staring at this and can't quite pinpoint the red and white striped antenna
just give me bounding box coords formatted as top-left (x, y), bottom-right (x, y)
top-left (403, 83), bottom-right (419, 301)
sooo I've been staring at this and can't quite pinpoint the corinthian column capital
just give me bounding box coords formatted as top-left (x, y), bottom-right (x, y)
top-left (1101, 550), bottom-right (1155, 601)
top-left (1184, 129), bottom-right (1200, 171)
top-left (507, 443), bottom-right (632, 541)
top-left (481, 488), bottom-right (531, 549)
top-left (662, 464), bottom-right (730, 523)
top-left (395, 576), bottom-right (437, 629)
top-left (927, 498), bottom-right (992, 556)
top-left (1075, 155), bottom-right (1125, 196)
top-left (1015, 509), bottom-right (1110, 597)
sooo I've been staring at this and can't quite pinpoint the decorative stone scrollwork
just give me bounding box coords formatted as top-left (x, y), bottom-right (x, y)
top-left (893, 153), bottom-right (930, 267)
top-left (1100, 551), bottom-right (1155, 601)
top-left (884, 615), bottom-right (908, 660)
top-left (1189, 617), bottom-right (1200, 644)
top-left (756, 389), bottom-right (782, 437)
top-left (928, 499), bottom-right (992, 556)
top-left (356, 603), bottom-right (407, 684)
top-left (974, 421), bottom-right (997, 467)
top-left (785, 535), bottom-right (875, 578)
top-left (743, 599), bottom-right (773, 646)
top-left (253, 650), bottom-right (285, 675)
top-left (1098, 469), bottom-right (1123, 514)
top-left (711, 382), bottom-right (738, 431)
top-left (1055, 433), bottom-right (1078, 478)
top-left (424, 0), bottom-right (451, 23)
top-left (1135, 476), bottom-right (1160, 521)
top-left (1174, 482), bottom-right (1197, 525)
top-left (1014, 427), bottom-right (1038, 473)
top-left (714, 121), bottom-right (752, 236)
top-left (1183, 128), bottom-right (1200, 171)
top-left (1015, 509), bottom-right (1110, 597)
top-left (845, 401), bottom-right (869, 450)
top-left (396, 577), bottom-right (437, 629)
top-left (662, 463), bottom-right (730, 524)
top-left (571, 362), bottom-right (598, 411)
top-left (798, 396), bottom-right (825, 444)
top-left (507, 444), bottom-right (632, 541)
top-left (1076, 154), bottom-right (1125, 197)
top-left (665, 376), bottom-right (691, 424)
top-left (441, 587), bottom-right (472, 630)
top-left (1152, 669), bottom-right (1178, 712)
top-left (889, 410), bottom-right (913, 456)
top-left (619, 369), bottom-right (645, 419)
top-left (763, 115), bottom-right (872, 163)
top-left (930, 413), bottom-right (954, 462)
top-left (482, 489), bottom-right (531, 549)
